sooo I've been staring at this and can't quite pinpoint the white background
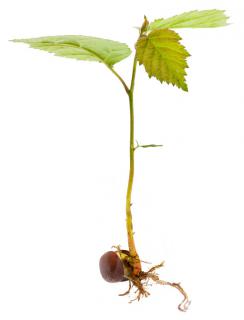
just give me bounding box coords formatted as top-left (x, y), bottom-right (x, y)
top-left (0, 0), bottom-right (244, 319)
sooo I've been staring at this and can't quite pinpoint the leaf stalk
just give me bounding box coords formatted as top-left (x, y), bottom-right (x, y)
top-left (106, 65), bottom-right (130, 94)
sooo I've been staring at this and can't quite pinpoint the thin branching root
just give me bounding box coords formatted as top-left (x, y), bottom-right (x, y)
top-left (118, 257), bottom-right (191, 312)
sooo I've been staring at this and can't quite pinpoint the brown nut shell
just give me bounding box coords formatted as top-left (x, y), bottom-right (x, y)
top-left (99, 251), bottom-right (125, 283)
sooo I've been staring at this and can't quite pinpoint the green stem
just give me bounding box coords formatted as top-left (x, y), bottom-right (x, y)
top-left (126, 19), bottom-right (148, 267)
top-left (107, 30), bottom-right (145, 274)
top-left (126, 55), bottom-right (141, 274)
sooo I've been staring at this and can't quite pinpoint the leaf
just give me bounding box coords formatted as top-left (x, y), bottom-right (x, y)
top-left (149, 10), bottom-right (229, 30)
top-left (136, 29), bottom-right (190, 91)
top-left (134, 141), bottom-right (163, 150)
top-left (12, 35), bottom-right (132, 67)
top-left (139, 144), bottom-right (163, 149)
top-left (140, 144), bottom-right (162, 148)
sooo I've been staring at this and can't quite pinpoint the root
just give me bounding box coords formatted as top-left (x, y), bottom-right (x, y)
top-left (119, 281), bottom-right (132, 296)
top-left (119, 259), bottom-right (191, 312)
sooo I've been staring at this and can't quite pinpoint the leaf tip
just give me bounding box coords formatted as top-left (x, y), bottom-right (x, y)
top-left (10, 38), bottom-right (26, 44)
top-left (182, 82), bottom-right (189, 92)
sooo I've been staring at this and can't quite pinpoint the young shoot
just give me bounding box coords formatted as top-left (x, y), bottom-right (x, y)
top-left (12, 9), bottom-right (229, 312)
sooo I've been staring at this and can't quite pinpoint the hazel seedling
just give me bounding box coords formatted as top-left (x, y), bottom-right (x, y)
top-left (12, 9), bottom-right (229, 312)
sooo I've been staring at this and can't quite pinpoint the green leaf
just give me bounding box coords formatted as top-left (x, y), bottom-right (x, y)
top-left (12, 35), bottom-right (132, 67)
top-left (149, 10), bottom-right (229, 30)
top-left (137, 144), bottom-right (163, 149)
top-left (140, 144), bottom-right (163, 148)
top-left (136, 29), bottom-right (190, 91)
top-left (134, 141), bottom-right (163, 150)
